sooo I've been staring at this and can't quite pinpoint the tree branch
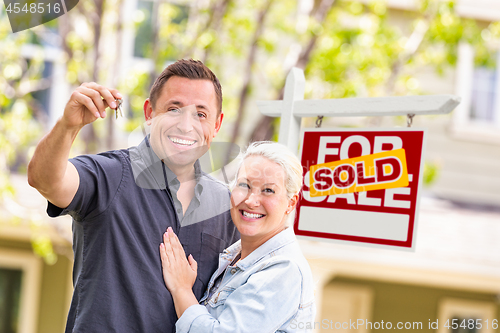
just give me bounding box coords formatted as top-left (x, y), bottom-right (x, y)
top-left (181, 0), bottom-right (232, 59)
top-left (249, 0), bottom-right (336, 141)
top-left (228, 0), bottom-right (274, 151)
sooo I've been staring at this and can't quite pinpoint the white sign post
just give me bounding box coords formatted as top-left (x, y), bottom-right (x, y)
top-left (257, 67), bottom-right (460, 154)
top-left (256, 67), bottom-right (460, 249)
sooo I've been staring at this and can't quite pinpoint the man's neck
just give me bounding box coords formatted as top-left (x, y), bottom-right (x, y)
top-left (163, 161), bottom-right (197, 216)
top-left (163, 161), bottom-right (196, 183)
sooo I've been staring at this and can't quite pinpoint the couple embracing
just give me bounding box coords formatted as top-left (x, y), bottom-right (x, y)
top-left (28, 59), bottom-right (315, 332)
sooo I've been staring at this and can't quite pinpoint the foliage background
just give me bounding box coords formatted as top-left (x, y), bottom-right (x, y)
top-left (1, 0), bottom-right (500, 262)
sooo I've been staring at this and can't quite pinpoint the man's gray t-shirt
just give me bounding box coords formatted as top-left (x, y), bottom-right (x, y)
top-left (48, 138), bottom-right (239, 332)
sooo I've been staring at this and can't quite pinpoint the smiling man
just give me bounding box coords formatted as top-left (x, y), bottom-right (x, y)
top-left (27, 59), bottom-right (239, 333)
top-left (146, 76), bottom-right (220, 182)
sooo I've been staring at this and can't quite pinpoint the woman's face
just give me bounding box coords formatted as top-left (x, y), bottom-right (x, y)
top-left (230, 155), bottom-right (298, 245)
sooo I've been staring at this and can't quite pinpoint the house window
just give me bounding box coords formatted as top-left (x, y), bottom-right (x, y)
top-left (0, 249), bottom-right (42, 333)
top-left (0, 268), bottom-right (22, 333)
top-left (438, 298), bottom-right (497, 333)
top-left (20, 42), bottom-right (67, 127)
top-left (470, 65), bottom-right (497, 123)
top-left (453, 43), bottom-right (500, 140)
top-left (450, 315), bottom-right (479, 333)
top-left (30, 61), bottom-right (54, 118)
top-left (134, 0), bottom-right (154, 58)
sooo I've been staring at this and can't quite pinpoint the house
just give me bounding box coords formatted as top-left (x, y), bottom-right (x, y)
top-left (301, 195), bottom-right (500, 332)
top-left (298, 0), bottom-right (500, 332)
top-left (0, 175), bottom-right (73, 333)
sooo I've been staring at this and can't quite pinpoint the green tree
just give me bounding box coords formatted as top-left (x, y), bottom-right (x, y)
top-left (0, 11), bottom-right (56, 263)
top-left (246, 0), bottom-right (499, 139)
top-left (0, 0), bottom-right (126, 263)
top-left (130, 0), bottom-right (499, 144)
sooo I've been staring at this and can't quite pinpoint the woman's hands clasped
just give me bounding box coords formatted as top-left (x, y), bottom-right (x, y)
top-left (160, 227), bottom-right (198, 294)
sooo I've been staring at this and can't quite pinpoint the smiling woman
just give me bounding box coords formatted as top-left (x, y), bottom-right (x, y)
top-left (231, 155), bottom-right (293, 251)
top-left (159, 141), bottom-right (316, 333)
top-left (229, 141), bottom-right (304, 258)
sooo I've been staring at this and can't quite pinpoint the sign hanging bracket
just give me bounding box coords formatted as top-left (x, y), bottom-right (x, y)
top-left (407, 114), bottom-right (415, 127)
top-left (315, 115), bottom-right (324, 128)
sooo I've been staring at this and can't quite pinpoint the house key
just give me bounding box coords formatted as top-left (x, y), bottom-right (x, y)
top-left (114, 98), bottom-right (123, 119)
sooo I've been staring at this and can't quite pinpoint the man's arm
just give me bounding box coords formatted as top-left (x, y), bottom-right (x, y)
top-left (27, 82), bottom-right (122, 208)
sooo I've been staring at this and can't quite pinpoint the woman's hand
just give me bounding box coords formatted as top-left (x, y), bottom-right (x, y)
top-left (160, 227), bottom-right (198, 294)
top-left (159, 227), bottom-right (199, 318)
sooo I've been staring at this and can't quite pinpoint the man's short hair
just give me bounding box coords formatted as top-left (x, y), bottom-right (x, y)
top-left (149, 59), bottom-right (223, 115)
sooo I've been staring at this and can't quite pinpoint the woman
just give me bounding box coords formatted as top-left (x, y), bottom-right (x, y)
top-left (159, 141), bottom-right (315, 332)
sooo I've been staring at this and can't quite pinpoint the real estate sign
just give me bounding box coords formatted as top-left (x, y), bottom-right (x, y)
top-left (294, 128), bottom-right (426, 249)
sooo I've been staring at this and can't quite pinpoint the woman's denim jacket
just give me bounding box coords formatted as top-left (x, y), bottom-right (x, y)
top-left (175, 227), bottom-right (316, 332)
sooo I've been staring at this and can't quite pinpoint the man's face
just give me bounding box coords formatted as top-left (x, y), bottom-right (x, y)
top-left (144, 76), bottom-right (222, 170)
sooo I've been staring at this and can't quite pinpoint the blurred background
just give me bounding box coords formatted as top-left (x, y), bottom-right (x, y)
top-left (0, 0), bottom-right (499, 332)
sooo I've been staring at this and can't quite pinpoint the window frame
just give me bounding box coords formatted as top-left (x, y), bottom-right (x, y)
top-left (0, 248), bottom-right (42, 333)
top-left (19, 43), bottom-right (69, 128)
top-left (321, 282), bottom-right (374, 333)
top-left (453, 42), bottom-right (500, 143)
top-left (437, 297), bottom-right (498, 333)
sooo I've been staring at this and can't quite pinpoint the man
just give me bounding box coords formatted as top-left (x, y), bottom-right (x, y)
top-left (27, 59), bottom-right (239, 332)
